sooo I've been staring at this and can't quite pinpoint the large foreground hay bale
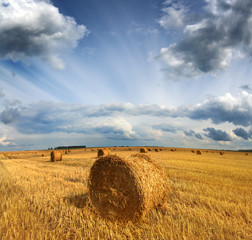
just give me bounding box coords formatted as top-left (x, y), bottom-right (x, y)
top-left (88, 154), bottom-right (169, 222)
top-left (97, 148), bottom-right (111, 157)
top-left (50, 151), bottom-right (62, 162)
top-left (140, 148), bottom-right (148, 153)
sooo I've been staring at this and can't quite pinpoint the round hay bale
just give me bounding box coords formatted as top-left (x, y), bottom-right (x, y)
top-left (191, 150), bottom-right (195, 153)
top-left (170, 149), bottom-right (174, 152)
top-left (196, 150), bottom-right (202, 155)
top-left (154, 149), bottom-right (159, 152)
top-left (97, 148), bottom-right (110, 158)
top-left (41, 154), bottom-right (44, 157)
top-left (88, 154), bottom-right (169, 222)
top-left (50, 151), bottom-right (62, 162)
top-left (65, 150), bottom-right (68, 154)
top-left (140, 148), bottom-right (148, 153)
top-left (219, 152), bottom-right (224, 155)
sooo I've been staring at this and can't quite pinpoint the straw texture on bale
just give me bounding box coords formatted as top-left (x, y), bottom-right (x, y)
top-left (50, 151), bottom-right (62, 162)
top-left (140, 148), bottom-right (148, 153)
top-left (97, 148), bottom-right (111, 158)
top-left (88, 154), bottom-right (169, 222)
top-left (196, 150), bottom-right (202, 155)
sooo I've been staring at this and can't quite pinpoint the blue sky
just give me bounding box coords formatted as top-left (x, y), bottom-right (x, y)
top-left (0, 0), bottom-right (252, 150)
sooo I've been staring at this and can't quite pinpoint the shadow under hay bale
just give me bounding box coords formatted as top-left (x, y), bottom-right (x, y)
top-left (50, 150), bottom-right (62, 162)
top-left (88, 154), bottom-right (169, 222)
top-left (97, 148), bottom-right (111, 158)
top-left (64, 193), bottom-right (89, 208)
top-left (140, 148), bottom-right (148, 153)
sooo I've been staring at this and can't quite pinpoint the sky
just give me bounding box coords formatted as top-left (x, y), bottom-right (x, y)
top-left (0, 0), bottom-right (252, 151)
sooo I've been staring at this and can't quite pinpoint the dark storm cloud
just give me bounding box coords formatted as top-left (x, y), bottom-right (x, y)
top-left (0, 0), bottom-right (87, 69)
top-left (159, 0), bottom-right (252, 78)
top-left (203, 128), bottom-right (232, 141)
top-left (194, 133), bottom-right (203, 140)
top-left (240, 84), bottom-right (252, 91)
top-left (184, 129), bottom-right (203, 140)
top-left (0, 107), bottom-right (20, 124)
top-left (233, 128), bottom-right (252, 140)
top-left (184, 129), bottom-right (195, 136)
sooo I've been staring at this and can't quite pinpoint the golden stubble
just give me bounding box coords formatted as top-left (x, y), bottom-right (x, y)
top-left (0, 148), bottom-right (251, 239)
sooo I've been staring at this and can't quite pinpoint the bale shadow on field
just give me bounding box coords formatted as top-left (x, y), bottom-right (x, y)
top-left (64, 192), bottom-right (89, 208)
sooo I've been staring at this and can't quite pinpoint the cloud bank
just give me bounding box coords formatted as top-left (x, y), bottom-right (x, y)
top-left (159, 0), bottom-right (252, 79)
top-left (0, 92), bottom-right (251, 147)
top-left (0, 0), bottom-right (88, 69)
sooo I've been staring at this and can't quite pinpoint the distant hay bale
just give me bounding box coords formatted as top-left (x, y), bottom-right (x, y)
top-left (88, 154), bottom-right (169, 222)
top-left (154, 149), bottom-right (159, 152)
top-left (97, 148), bottom-right (111, 158)
top-left (170, 149), bottom-right (174, 152)
top-left (128, 148), bottom-right (131, 151)
top-left (68, 150), bottom-right (71, 153)
top-left (41, 154), bottom-right (44, 157)
top-left (219, 152), bottom-right (224, 155)
top-left (50, 151), bottom-right (62, 162)
top-left (65, 150), bottom-right (68, 154)
top-left (246, 153), bottom-right (248, 156)
top-left (191, 150), bottom-right (195, 153)
top-left (140, 148), bottom-right (148, 153)
top-left (196, 150), bottom-right (202, 155)
top-left (159, 149), bottom-right (162, 151)
top-left (148, 148), bottom-right (152, 151)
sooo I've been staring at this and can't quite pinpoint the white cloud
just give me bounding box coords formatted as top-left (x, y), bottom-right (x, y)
top-left (0, 0), bottom-right (88, 69)
top-left (159, 1), bottom-right (186, 30)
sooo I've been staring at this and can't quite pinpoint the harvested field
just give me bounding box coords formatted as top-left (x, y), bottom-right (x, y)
top-left (0, 148), bottom-right (251, 239)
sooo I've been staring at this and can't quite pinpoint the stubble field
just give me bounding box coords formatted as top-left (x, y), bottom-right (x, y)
top-left (0, 147), bottom-right (251, 240)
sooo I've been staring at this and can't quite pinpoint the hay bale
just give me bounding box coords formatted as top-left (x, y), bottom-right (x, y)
top-left (140, 148), bottom-right (148, 153)
top-left (50, 151), bottom-right (62, 162)
top-left (97, 148), bottom-right (111, 158)
top-left (191, 150), bottom-right (195, 153)
top-left (154, 149), bottom-right (159, 152)
top-left (219, 152), bottom-right (224, 155)
top-left (88, 154), bottom-right (169, 222)
top-left (148, 148), bottom-right (152, 151)
top-left (41, 154), bottom-right (44, 157)
top-left (170, 149), bottom-right (174, 152)
top-left (65, 150), bottom-right (68, 154)
top-left (196, 150), bottom-right (202, 155)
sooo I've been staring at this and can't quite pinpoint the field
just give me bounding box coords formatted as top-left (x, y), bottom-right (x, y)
top-left (0, 147), bottom-right (251, 239)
